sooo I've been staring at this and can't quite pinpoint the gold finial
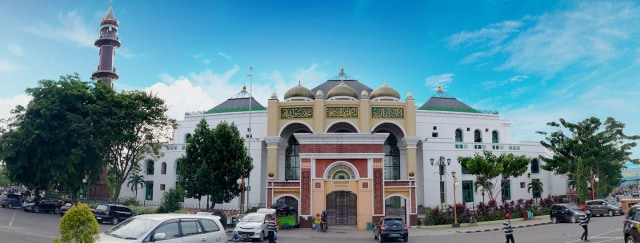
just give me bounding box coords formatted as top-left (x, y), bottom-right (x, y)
top-left (242, 85), bottom-right (247, 91)
top-left (340, 67), bottom-right (345, 74)
top-left (298, 80), bottom-right (301, 86)
top-left (437, 86), bottom-right (443, 92)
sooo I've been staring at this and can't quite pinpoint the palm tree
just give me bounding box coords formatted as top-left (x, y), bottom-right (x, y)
top-left (527, 180), bottom-right (544, 205)
top-left (127, 173), bottom-right (146, 199)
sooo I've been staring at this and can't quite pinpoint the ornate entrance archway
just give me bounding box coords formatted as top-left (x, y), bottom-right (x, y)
top-left (326, 190), bottom-right (357, 226)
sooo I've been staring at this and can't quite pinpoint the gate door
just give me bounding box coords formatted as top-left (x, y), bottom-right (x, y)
top-left (326, 190), bottom-right (357, 225)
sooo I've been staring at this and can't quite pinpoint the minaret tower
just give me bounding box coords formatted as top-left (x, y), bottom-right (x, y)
top-left (92, 3), bottom-right (121, 87)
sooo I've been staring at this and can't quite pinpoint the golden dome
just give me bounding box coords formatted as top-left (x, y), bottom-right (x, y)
top-left (284, 81), bottom-right (315, 100)
top-left (327, 81), bottom-right (358, 99)
top-left (369, 82), bottom-right (400, 100)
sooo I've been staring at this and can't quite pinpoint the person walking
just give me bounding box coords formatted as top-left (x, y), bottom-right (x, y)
top-left (579, 213), bottom-right (589, 241)
top-left (503, 213), bottom-right (515, 243)
top-left (266, 214), bottom-right (278, 243)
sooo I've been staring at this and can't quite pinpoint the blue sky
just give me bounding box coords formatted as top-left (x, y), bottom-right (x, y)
top-left (1, 1), bottom-right (639, 157)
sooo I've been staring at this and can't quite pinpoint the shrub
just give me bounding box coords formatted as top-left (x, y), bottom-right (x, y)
top-left (157, 186), bottom-right (184, 213)
top-left (120, 196), bottom-right (140, 206)
top-left (54, 203), bottom-right (100, 243)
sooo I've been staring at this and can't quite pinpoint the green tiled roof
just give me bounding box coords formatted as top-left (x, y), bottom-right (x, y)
top-left (204, 86), bottom-right (266, 114)
top-left (418, 86), bottom-right (479, 113)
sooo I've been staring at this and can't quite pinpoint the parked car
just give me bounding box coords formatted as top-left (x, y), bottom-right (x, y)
top-left (632, 191), bottom-right (640, 198)
top-left (373, 216), bottom-right (409, 242)
top-left (585, 199), bottom-right (623, 217)
top-left (59, 201), bottom-right (75, 217)
top-left (623, 205), bottom-right (640, 243)
top-left (550, 203), bottom-right (587, 223)
top-left (97, 213), bottom-right (227, 243)
top-left (233, 212), bottom-right (269, 241)
top-left (0, 193), bottom-right (22, 209)
top-left (22, 198), bottom-right (61, 214)
top-left (93, 204), bottom-right (134, 225)
top-left (196, 210), bottom-right (228, 229)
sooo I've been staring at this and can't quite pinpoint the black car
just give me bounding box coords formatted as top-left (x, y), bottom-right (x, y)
top-left (22, 198), bottom-right (61, 214)
top-left (59, 201), bottom-right (75, 216)
top-left (550, 203), bottom-right (587, 223)
top-left (93, 204), bottom-right (134, 225)
top-left (373, 217), bottom-right (408, 242)
top-left (0, 193), bottom-right (22, 209)
top-left (624, 205), bottom-right (640, 243)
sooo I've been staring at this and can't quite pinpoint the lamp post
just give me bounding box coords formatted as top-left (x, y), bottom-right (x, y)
top-left (430, 156), bottom-right (451, 209)
top-left (82, 178), bottom-right (87, 200)
top-left (591, 174), bottom-right (599, 199)
top-left (452, 170), bottom-right (460, 228)
top-left (237, 176), bottom-right (245, 215)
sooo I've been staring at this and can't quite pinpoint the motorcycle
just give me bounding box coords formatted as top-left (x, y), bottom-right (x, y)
top-left (320, 221), bottom-right (328, 232)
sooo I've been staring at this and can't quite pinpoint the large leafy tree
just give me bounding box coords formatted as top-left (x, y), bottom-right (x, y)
top-left (539, 117), bottom-right (639, 198)
top-left (93, 88), bottom-right (176, 203)
top-left (177, 119), bottom-right (252, 209)
top-left (0, 74), bottom-right (104, 201)
top-left (458, 150), bottom-right (530, 202)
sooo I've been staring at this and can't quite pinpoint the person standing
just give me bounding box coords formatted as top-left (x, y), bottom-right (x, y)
top-left (579, 213), bottom-right (589, 241)
top-left (503, 213), bottom-right (515, 243)
top-left (266, 214), bottom-right (278, 243)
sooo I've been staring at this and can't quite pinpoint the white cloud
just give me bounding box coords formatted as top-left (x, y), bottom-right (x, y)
top-left (480, 75), bottom-right (528, 90)
top-left (218, 52), bottom-right (231, 59)
top-left (0, 94), bottom-right (31, 121)
top-left (23, 11), bottom-right (96, 48)
top-left (0, 60), bottom-right (19, 72)
top-left (424, 73), bottom-right (454, 89)
top-left (203, 59), bottom-right (210, 64)
top-left (8, 44), bottom-right (24, 56)
top-left (445, 21), bottom-right (521, 49)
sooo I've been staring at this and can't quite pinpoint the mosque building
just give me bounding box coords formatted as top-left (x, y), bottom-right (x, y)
top-left (97, 4), bottom-right (568, 229)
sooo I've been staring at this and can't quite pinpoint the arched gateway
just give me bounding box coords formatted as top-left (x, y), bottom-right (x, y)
top-left (326, 190), bottom-right (357, 226)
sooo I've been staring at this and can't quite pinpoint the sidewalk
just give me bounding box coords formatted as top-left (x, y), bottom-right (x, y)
top-left (273, 215), bottom-right (552, 239)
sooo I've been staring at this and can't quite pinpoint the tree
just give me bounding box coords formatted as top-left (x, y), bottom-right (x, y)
top-left (527, 179), bottom-right (544, 204)
top-left (157, 186), bottom-right (185, 213)
top-left (0, 74), bottom-right (104, 202)
top-left (93, 88), bottom-right (176, 203)
top-left (458, 150), bottom-right (530, 202)
top-left (55, 202), bottom-right (100, 243)
top-left (177, 119), bottom-right (253, 209)
top-left (126, 166), bottom-right (145, 199)
top-left (539, 117), bottom-right (640, 197)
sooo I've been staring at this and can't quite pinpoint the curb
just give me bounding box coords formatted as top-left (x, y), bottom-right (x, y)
top-left (456, 221), bottom-right (553, 234)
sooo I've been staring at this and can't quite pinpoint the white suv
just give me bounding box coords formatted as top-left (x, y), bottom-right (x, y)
top-left (97, 213), bottom-right (227, 243)
top-left (234, 212), bottom-right (270, 241)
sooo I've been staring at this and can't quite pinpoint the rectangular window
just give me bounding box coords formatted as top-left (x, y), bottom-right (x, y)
top-left (532, 179), bottom-right (542, 198)
top-left (432, 132), bottom-right (438, 138)
top-left (462, 180), bottom-right (474, 202)
top-left (501, 180), bottom-right (511, 201)
top-left (433, 126), bottom-right (437, 130)
top-left (520, 182), bottom-right (525, 188)
top-left (384, 156), bottom-right (400, 180)
top-left (285, 156), bottom-right (300, 180)
top-left (145, 181), bottom-right (154, 200)
top-left (160, 184), bottom-right (165, 191)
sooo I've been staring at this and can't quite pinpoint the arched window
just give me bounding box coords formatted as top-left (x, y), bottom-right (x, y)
top-left (492, 130), bottom-right (499, 143)
top-left (185, 133), bottom-right (192, 143)
top-left (146, 160), bottom-right (155, 175)
top-left (531, 159), bottom-right (540, 173)
top-left (285, 136), bottom-right (300, 180)
top-left (455, 129), bottom-right (463, 142)
top-left (161, 162), bottom-right (167, 174)
top-left (384, 135), bottom-right (400, 180)
top-left (332, 171), bottom-right (351, 180)
top-left (474, 130), bottom-right (482, 143)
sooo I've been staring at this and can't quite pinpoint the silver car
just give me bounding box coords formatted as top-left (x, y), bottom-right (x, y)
top-left (234, 213), bottom-right (269, 241)
top-left (97, 213), bottom-right (227, 243)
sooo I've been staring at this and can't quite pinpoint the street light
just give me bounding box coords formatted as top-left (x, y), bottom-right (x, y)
top-left (237, 176), bottom-right (246, 215)
top-left (82, 178), bottom-right (87, 200)
top-left (430, 156), bottom-right (451, 209)
top-left (591, 174), bottom-right (599, 199)
top-left (452, 170), bottom-right (460, 228)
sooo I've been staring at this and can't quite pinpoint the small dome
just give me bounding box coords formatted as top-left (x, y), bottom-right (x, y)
top-left (326, 81), bottom-right (358, 99)
top-left (284, 81), bottom-right (315, 100)
top-left (370, 82), bottom-right (400, 100)
top-left (270, 92), bottom-right (278, 99)
top-left (361, 90), bottom-right (369, 99)
top-left (315, 90), bottom-right (324, 99)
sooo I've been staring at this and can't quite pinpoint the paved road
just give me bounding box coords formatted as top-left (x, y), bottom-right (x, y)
top-left (0, 204), bottom-right (626, 242)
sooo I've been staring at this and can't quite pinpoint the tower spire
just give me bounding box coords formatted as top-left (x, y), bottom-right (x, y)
top-left (92, 3), bottom-right (121, 87)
